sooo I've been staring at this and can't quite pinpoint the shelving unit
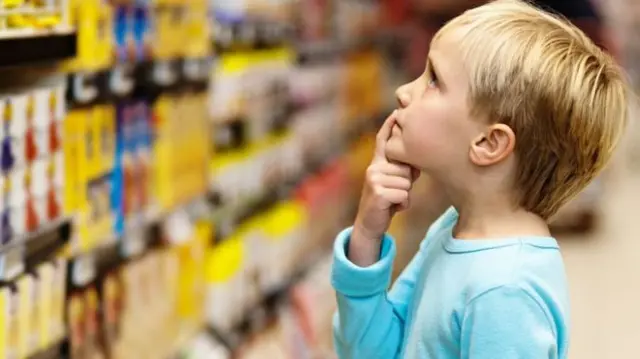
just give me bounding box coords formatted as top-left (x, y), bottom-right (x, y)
top-left (0, 30), bottom-right (76, 67)
top-left (0, 0), bottom-right (401, 358)
top-left (0, 0), bottom-right (75, 67)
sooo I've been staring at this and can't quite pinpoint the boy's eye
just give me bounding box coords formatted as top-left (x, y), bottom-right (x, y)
top-left (427, 66), bottom-right (438, 88)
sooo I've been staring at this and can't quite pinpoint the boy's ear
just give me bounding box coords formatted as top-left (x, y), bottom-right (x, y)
top-left (469, 124), bottom-right (516, 166)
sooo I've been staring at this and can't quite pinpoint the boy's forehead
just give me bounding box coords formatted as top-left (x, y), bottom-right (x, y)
top-left (428, 35), bottom-right (462, 68)
top-left (432, 26), bottom-right (466, 50)
top-left (427, 36), bottom-right (470, 91)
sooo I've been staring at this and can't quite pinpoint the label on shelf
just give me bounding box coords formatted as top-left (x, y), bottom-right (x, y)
top-left (153, 61), bottom-right (179, 86)
top-left (109, 64), bottom-right (136, 97)
top-left (183, 58), bottom-right (211, 82)
top-left (122, 230), bottom-right (145, 259)
top-left (71, 73), bottom-right (100, 105)
top-left (71, 254), bottom-right (96, 287)
top-left (0, 245), bottom-right (25, 281)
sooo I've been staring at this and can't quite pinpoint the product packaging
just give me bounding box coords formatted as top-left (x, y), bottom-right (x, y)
top-left (206, 231), bottom-right (245, 333)
top-left (35, 263), bottom-right (54, 352)
top-left (67, 0), bottom-right (114, 71)
top-left (16, 275), bottom-right (34, 359)
top-left (68, 293), bottom-right (86, 359)
top-left (0, 287), bottom-right (9, 358)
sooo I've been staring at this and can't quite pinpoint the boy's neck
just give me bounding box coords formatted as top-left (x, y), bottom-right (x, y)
top-left (452, 201), bottom-right (551, 240)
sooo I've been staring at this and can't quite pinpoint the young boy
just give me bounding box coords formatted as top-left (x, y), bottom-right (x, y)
top-left (331, 1), bottom-right (629, 358)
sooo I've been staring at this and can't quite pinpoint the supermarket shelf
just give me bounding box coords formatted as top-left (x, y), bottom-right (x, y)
top-left (0, 218), bottom-right (71, 282)
top-left (209, 110), bottom-right (385, 242)
top-left (67, 57), bottom-right (211, 108)
top-left (27, 340), bottom-right (65, 359)
top-left (207, 280), bottom-right (293, 352)
top-left (213, 17), bottom-right (292, 53)
top-left (68, 198), bottom-right (211, 288)
top-left (295, 31), bottom-right (399, 64)
top-left (207, 251), bottom-right (328, 355)
top-left (0, 30), bottom-right (76, 68)
top-left (68, 237), bottom-right (121, 289)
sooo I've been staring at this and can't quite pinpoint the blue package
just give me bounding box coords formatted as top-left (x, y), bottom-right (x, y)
top-left (133, 3), bottom-right (150, 61)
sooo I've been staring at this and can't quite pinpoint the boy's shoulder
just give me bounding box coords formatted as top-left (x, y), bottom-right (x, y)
top-left (452, 237), bottom-right (569, 319)
top-left (462, 241), bottom-right (568, 303)
top-left (424, 207), bottom-right (569, 309)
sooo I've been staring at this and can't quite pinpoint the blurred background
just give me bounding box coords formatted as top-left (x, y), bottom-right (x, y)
top-left (0, 0), bottom-right (637, 358)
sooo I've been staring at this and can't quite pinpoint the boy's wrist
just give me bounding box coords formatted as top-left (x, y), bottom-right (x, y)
top-left (348, 224), bottom-right (385, 267)
top-left (353, 219), bottom-right (384, 243)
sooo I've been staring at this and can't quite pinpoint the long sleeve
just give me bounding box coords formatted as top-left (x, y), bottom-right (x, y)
top-left (331, 207), bottom-right (458, 359)
top-left (331, 228), bottom-right (425, 359)
top-left (460, 286), bottom-right (562, 359)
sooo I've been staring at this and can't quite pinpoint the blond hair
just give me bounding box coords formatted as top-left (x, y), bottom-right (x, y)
top-left (436, 0), bottom-right (629, 219)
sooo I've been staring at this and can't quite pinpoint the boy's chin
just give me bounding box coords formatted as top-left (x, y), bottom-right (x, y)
top-left (384, 140), bottom-right (409, 163)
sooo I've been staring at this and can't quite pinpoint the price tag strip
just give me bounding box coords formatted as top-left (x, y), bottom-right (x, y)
top-left (0, 244), bottom-right (24, 282)
top-left (0, 218), bottom-right (71, 282)
top-left (71, 253), bottom-right (96, 288)
top-left (121, 218), bottom-right (147, 259)
top-left (214, 18), bottom-right (292, 53)
top-left (68, 57), bottom-right (212, 108)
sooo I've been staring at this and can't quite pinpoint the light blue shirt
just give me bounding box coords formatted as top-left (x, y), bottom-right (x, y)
top-left (332, 207), bottom-right (570, 359)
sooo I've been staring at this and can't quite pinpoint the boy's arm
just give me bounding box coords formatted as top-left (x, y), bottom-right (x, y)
top-left (332, 208), bottom-right (457, 359)
top-left (331, 229), bottom-right (424, 359)
top-left (460, 286), bottom-right (565, 359)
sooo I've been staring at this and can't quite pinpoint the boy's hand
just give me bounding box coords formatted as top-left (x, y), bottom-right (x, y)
top-left (349, 111), bottom-right (420, 266)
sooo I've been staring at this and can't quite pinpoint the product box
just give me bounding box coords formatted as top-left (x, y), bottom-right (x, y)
top-left (6, 288), bottom-right (18, 359)
top-left (113, 3), bottom-right (129, 62)
top-left (175, 219), bottom-right (212, 326)
top-left (260, 200), bottom-right (306, 291)
top-left (182, 1), bottom-right (212, 59)
top-left (68, 293), bottom-right (86, 359)
top-left (148, 3), bottom-right (180, 60)
top-left (0, 287), bottom-right (10, 359)
top-left (101, 271), bottom-right (122, 357)
top-left (205, 232), bottom-right (245, 332)
top-left (132, 2), bottom-right (151, 61)
top-left (35, 263), bottom-right (55, 351)
top-left (67, 0), bottom-right (114, 71)
top-left (52, 259), bottom-right (67, 343)
top-left (16, 275), bottom-right (34, 359)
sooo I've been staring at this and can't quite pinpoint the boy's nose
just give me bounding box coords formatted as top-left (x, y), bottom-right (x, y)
top-left (395, 85), bottom-right (411, 108)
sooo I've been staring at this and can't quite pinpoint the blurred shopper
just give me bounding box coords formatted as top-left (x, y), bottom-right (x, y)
top-left (406, 0), bottom-right (619, 77)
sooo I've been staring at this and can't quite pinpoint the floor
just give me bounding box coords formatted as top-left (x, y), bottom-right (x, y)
top-left (561, 160), bottom-right (640, 359)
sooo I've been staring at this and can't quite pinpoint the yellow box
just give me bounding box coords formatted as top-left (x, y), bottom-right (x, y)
top-left (150, 7), bottom-right (180, 59)
top-left (52, 259), bottom-right (67, 342)
top-left (152, 96), bottom-right (174, 210)
top-left (86, 109), bottom-right (101, 180)
top-left (182, 3), bottom-right (211, 58)
top-left (94, 105), bottom-right (116, 174)
top-left (63, 109), bottom-right (93, 251)
top-left (16, 275), bottom-right (34, 359)
top-left (65, 0), bottom-right (113, 70)
top-left (62, 111), bottom-right (80, 215)
top-left (96, 1), bottom-right (114, 69)
top-left (36, 264), bottom-right (55, 351)
top-left (0, 288), bottom-right (10, 359)
top-left (66, 0), bottom-right (98, 71)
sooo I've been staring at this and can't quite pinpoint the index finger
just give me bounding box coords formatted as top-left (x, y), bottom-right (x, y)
top-left (375, 110), bottom-right (397, 158)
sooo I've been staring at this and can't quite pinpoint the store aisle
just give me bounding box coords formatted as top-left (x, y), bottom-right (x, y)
top-left (560, 163), bottom-right (640, 358)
